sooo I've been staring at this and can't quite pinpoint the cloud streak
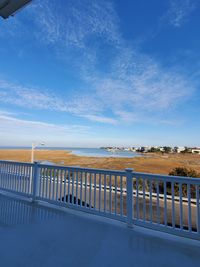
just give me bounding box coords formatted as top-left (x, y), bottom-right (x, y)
top-left (0, 112), bottom-right (91, 146)
top-left (0, 0), bottom-right (197, 127)
top-left (165, 0), bottom-right (197, 27)
top-left (28, 0), bottom-right (121, 47)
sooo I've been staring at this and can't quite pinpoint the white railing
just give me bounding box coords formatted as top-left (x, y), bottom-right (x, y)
top-left (0, 161), bottom-right (33, 196)
top-left (37, 164), bottom-right (127, 222)
top-left (131, 172), bottom-right (200, 239)
top-left (0, 160), bottom-right (199, 240)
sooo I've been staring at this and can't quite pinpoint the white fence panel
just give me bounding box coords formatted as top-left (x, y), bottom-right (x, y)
top-left (0, 160), bottom-right (200, 240)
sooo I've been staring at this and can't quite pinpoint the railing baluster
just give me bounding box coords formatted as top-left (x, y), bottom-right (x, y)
top-left (94, 173), bottom-right (96, 210)
top-left (15, 164), bottom-right (18, 191)
top-left (18, 165), bottom-right (21, 192)
top-left (80, 171), bottom-right (83, 207)
top-left (39, 167), bottom-right (43, 197)
top-left (8, 163), bottom-right (11, 189)
top-left (21, 165), bottom-right (25, 193)
top-left (5, 163), bottom-right (7, 189)
top-left (7, 163), bottom-right (10, 190)
top-left (63, 169), bottom-right (67, 202)
top-left (1, 163), bottom-right (3, 187)
top-left (24, 165), bottom-right (28, 193)
top-left (188, 183), bottom-right (192, 232)
top-left (99, 174), bottom-right (101, 211)
top-left (29, 165), bottom-right (32, 194)
top-left (179, 183), bottom-right (183, 230)
top-left (84, 172), bottom-right (87, 207)
top-left (49, 168), bottom-right (53, 200)
top-left (109, 174), bottom-right (112, 213)
top-left (114, 175), bottom-right (117, 215)
top-left (89, 173), bottom-right (92, 209)
top-left (150, 180), bottom-right (153, 223)
top-left (3, 163), bottom-right (6, 188)
top-left (4, 163), bottom-right (7, 189)
top-left (8, 163), bottom-right (11, 190)
top-left (196, 185), bottom-right (200, 233)
top-left (120, 175), bottom-right (123, 216)
top-left (59, 169), bottom-right (64, 202)
top-left (136, 178), bottom-right (139, 219)
top-left (1, 163), bottom-right (3, 188)
top-left (52, 169), bottom-right (56, 201)
top-left (5, 163), bottom-right (8, 189)
top-left (67, 170), bottom-right (70, 203)
top-left (104, 174), bottom-right (106, 212)
top-left (172, 181), bottom-right (175, 228)
top-left (164, 181), bottom-right (167, 226)
top-left (45, 168), bottom-right (48, 199)
top-left (143, 178), bottom-right (146, 221)
top-left (0, 163), bottom-right (2, 187)
top-left (126, 168), bottom-right (133, 227)
top-left (156, 180), bottom-right (160, 224)
top-left (76, 171), bottom-right (79, 205)
top-left (21, 165), bottom-right (24, 192)
top-left (41, 168), bottom-right (45, 198)
top-left (9, 163), bottom-right (11, 189)
top-left (16, 164), bottom-right (19, 191)
top-left (55, 169), bottom-right (59, 201)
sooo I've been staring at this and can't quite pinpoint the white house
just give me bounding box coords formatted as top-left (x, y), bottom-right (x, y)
top-left (174, 146), bottom-right (185, 153)
top-left (191, 148), bottom-right (200, 154)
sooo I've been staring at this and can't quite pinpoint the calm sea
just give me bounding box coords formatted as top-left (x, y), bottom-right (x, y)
top-left (0, 147), bottom-right (141, 158)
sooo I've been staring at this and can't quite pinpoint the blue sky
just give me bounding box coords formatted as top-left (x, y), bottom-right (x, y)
top-left (0, 0), bottom-right (200, 147)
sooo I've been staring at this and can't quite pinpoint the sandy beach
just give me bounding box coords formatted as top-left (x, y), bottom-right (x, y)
top-left (0, 149), bottom-right (200, 175)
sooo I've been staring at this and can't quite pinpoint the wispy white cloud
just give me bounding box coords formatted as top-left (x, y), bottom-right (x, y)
top-left (27, 0), bottom-right (120, 47)
top-left (0, 114), bottom-right (90, 133)
top-left (0, 41), bottom-right (195, 125)
top-left (84, 47), bottom-right (194, 120)
top-left (0, 113), bottom-right (91, 146)
top-left (0, 0), bottom-right (197, 127)
top-left (81, 114), bottom-right (117, 125)
top-left (0, 79), bottom-right (112, 124)
top-left (165, 0), bottom-right (197, 27)
top-left (0, 79), bottom-right (67, 111)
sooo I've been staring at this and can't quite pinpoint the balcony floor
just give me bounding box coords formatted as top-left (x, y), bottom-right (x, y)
top-left (0, 192), bottom-right (200, 267)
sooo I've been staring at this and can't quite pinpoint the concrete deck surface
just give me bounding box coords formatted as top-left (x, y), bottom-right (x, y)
top-left (0, 193), bottom-right (199, 267)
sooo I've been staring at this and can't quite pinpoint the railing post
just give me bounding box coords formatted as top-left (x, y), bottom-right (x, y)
top-left (32, 161), bottom-right (40, 202)
top-left (126, 168), bottom-right (133, 228)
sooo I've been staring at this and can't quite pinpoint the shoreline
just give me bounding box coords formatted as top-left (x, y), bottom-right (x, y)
top-left (0, 149), bottom-right (200, 175)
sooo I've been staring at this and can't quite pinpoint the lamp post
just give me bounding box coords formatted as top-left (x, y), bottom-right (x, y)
top-left (31, 142), bottom-right (45, 163)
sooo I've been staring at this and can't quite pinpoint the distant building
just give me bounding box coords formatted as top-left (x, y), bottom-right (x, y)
top-left (174, 146), bottom-right (185, 153)
top-left (191, 148), bottom-right (200, 154)
top-left (140, 146), bottom-right (150, 153)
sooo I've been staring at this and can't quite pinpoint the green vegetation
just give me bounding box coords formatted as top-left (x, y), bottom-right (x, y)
top-left (149, 147), bottom-right (161, 153)
top-left (180, 147), bottom-right (192, 153)
top-left (169, 167), bottom-right (200, 178)
top-left (168, 167), bottom-right (200, 198)
top-left (163, 146), bottom-right (172, 153)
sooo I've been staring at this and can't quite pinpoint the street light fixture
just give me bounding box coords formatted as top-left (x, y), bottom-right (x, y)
top-left (31, 142), bottom-right (45, 163)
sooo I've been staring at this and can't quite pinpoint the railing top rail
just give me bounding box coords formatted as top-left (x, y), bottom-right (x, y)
top-left (1, 160), bottom-right (200, 184)
top-left (0, 160), bottom-right (34, 167)
top-left (132, 171), bottom-right (200, 184)
top-left (38, 164), bottom-right (126, 176)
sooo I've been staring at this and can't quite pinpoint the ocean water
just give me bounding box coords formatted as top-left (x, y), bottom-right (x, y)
top-left (0, 147), bottom-right (141, 158)
top-left (67, 147), bottom-right (141, 158)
